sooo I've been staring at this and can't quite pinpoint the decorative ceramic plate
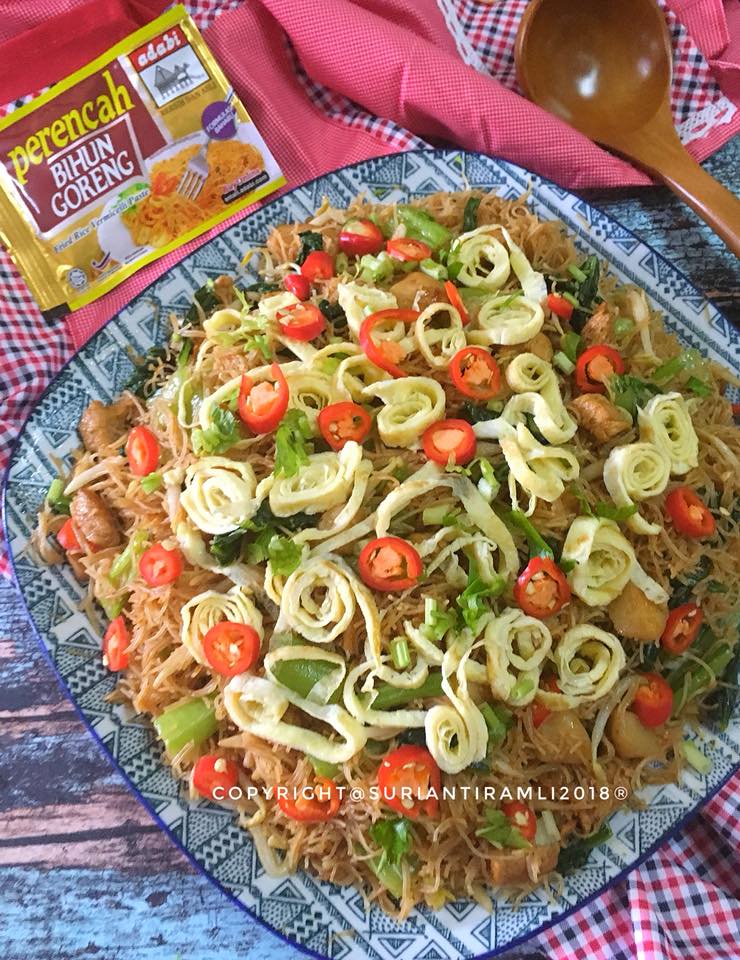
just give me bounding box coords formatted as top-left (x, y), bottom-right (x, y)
top-left (4, 149), bottom-right (739, 960)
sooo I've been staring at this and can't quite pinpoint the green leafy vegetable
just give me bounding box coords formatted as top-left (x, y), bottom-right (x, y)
top-left (567, 263), bottom-right (587, 283)
top-left (185, 280), bottom-right (220, 326)
top-left (271, 658), bottom-right (343, 702)
top-left (192, 406), bottom-right (241, 456)
top-left (706, 580), bottom-right (728, 594)
top-left (140, 471), bottom-right (163, 494)
top-left (250, 501), bottom-right (316, 532)
top-left (556, 823), bottom-right (612, 873)
top-left (208, 526), bottom-right (248, 566)
top-left (668, 626), bottom-right (733, 713)
top-left (308, 755), bottom-right (340, 779)
top-left (460, 401), bottom-right (499, 424)
top-left (669, 556), bottom-right (711, 608)
top-left (296, 231), bottom-right (325, 265)
top-left (462, 196), bottom-right (481, 233)
top-left (571, 488), bottom-right (639, 522)
top-left (46, 477), bottom-right (71, 515)
top-left (419, 258), bottom-right (447, 281)
top-left (100, 594), bottom-right (127, 619)
top-left (177, 338), bottom-right (192, 369)
top-left (686, 376), bottom-right (711, 397)
top-left (274, 409), bottom-right (313, 478)
top-left (108, 529), bottom-right (149, 588)
top-left (318, 298), bottom-right (348, 334)
top-left (125, 345), bottom-right (171, 399)
top-left (359, 251), bottom-right (395, 284)
top-left (370, 817), bottom-right (413, 867)
top-left (154, 696), bottom-right (217, 755)
top-left (556, 255), bottom-right (601, 331)
top-left (475, 808), bottom-right (531, 850)
top-left (244, 280), bottom-right (280, 294)
top-left (244, 333), bottom-right (272, 359)
top-left (701, 642), bottom-right (739, 731)
top-left (456, 560), bottom-right (505, 631)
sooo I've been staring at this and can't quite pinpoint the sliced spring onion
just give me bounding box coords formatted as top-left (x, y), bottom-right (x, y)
top-left (141, 471), bottom-right (163, 493)
top-left (568, 263), bottom-right (587, 283)
top-left (108, 529), bottom-right (150, 588)
top-left (562, 291), bottom-right (580, 308)
top-left (422, 505), bottom-right (451, 526)
top-left (680, 739), bottom-right (712, 776)
top-left (100, 595), bottom-right (127, 619)
top-left (509, 676), bottom-right (535, 701)
top-left (686, 376), bottom-right (711, 397)
top-left (390, 637), bottom-right (411, 671)
top-left (614, 316), bottom-right (635, 339)
top-left (560, 331), bottom-right (582, 363)
top-left (419, 258), bottom-right (447, 281)
top-left (47, 477), bottom-right (72, 515)
top-left (153, 697), bottom-right (217, 755)
top-left (553, 351), bottom-right (575, 374)
top-left (372, 671), bottom-right (444, 711)
top-left (308, 755), bottom-right (341, 779)
top-left (396, 206), bottom-right (452, 250)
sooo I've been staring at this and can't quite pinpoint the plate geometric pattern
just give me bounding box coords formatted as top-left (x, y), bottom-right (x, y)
top-left (4, 149), bottom-right (739, 960)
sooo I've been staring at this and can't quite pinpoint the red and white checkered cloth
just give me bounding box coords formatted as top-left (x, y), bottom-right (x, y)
top-left (0, 3), bottom-right (737, 953)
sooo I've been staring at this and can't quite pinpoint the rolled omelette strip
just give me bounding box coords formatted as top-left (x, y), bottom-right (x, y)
top-left (603, 442), bottom-right (671, 536)
top-left (561, 516), bottom-right (669, 606)
top-left (363, 376), bottom-right (446, 448)
top-left (552, 624), bottom-right (626, 703)
top-left (414, 301), bottom-right (466, 369)
top-left (425, 645), bottom-right (488, 774)
top-left (483, 607), bottom-right (553, 706)
top-left (638, 392), bottom-right (698, 475)
top-left (224, 673), bottom-right (367, 764)
top-left (268, 440), bottom-right (363, 516)
top-left (468, 293), bottom-right (544, 346)
top-left (500, 423), bottom-right (580, 511)
top-left (180, 456), bottom-right (260, 535)
top-left (449, 225), bottom-right (510, 290)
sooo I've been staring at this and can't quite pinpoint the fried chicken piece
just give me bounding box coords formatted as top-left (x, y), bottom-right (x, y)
top-left (390, 271), bottom-right (448, 311)
top-left (78, 398), bottom-right (129, 452)
top-left (569, 394), bottom-right (631, 442)
top-left (581, 302), bottom-right (614, 345)
top-left (70, 490), bottom-right (121, 549)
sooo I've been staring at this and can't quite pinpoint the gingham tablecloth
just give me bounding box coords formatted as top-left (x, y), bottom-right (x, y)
top-left (0, 3), bottom-right (737, 957)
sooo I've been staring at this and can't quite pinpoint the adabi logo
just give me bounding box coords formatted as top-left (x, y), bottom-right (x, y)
top-left (131, 28), bottom-right (185, 71)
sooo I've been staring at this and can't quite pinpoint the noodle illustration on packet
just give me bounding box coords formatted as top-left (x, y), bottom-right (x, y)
top-left (0, 5), bottom-right (285, 317)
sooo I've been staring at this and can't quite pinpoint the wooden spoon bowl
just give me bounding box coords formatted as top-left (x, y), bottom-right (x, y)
top-left (515, 0), bottom-right (740, 257)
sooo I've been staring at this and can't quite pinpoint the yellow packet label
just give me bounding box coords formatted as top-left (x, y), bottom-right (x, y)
top-left (0, 5), bottom-right (285, 317)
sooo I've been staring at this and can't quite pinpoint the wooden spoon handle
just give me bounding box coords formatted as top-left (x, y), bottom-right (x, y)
top-left (653, 140), bottom-right (740, 258)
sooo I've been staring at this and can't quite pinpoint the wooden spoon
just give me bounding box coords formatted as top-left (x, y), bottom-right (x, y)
top-left (515, 0), bottom-right (740, 257)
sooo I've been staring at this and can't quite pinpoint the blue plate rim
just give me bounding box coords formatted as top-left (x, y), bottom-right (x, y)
top-left (3, 146), bottom-right (738, 960)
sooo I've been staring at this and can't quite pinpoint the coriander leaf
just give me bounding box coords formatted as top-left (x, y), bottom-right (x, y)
top-left (607, 374), bottom-right (660, 418)
top-left (556, 824), bottom-right (612, 874)
top-left (47, 477), bottom-right (72, 515)
top-left (456, 560), bottom-right (505, 631)
top-left (244, 334), bottom-right (272, 359)
top-left (192, 406), bottom-right (240, 455)
top-left (462, 196), bottom-right (481, 233)
top-left (185, 280), bottom-right (220, 326)
top-left (296, 231), bottom-right (324, 266)
top-left (267, 535), bottom-right (302, 576)
top-left (245, 525), bottom-right (275, 565)
top-left (475, 808), bottom-right (530, 850)
top-left (140, 471), bottom-right (163, 494)
top-left (369, 817), bottom-right (413, 868)
top-left (274, 409), bottom-right (313, 478)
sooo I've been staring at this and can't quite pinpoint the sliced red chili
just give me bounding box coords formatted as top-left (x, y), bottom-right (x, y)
top-left (378, 744), bottom-right (440, 819)
top-left (317, 401), bottom-right (372, 451)
top-left (444, 280), bottom-right (469, 325)
top-left (103, 615), bottom-right (130, 671)
top-left (126, 426), bottom-right (160, 477)
top-left (422, 419), bottom-right (477, 466)
top-left (449, 346), bottom-right (500, 401)
top-left (386, 237), bottom-right (432, 262)
top-left (276, 302), bottom-right (326, 341)
top-left (192, 754), bottom-right (240, 801)
top-left (283, 273), bottom-right (311, 300)
top-left (358, 536), bottom-right (422, 592)
top-left (575, 345), bottom-right (625, 394)
top-left (300, 250), bottom-right (334, 281)
top-left (514, 556), bottom-right (571, 619)
top-left (661, 603), bottom-right (703, 656)
top-left (665, 486), bottom-right (716, 539)
top-left (338, 217), bottom-right (384, 257)
top-left (278, 777), bottom-right (340, 822)
top-left (531, 676), bottom-right (560, 728)
top-left (203, 621), bottom-right (261, 677)
top-left (57, 517), bottom-right (80, 552)
top-left (632, 672), bottom-right (672, 727)
top-left (359, 308), bottom-right (418, 378)
top-left (547, 293), bottom-right (574, 320)
top-left (238, 364), bottom-right (289, 434)
top-left (139, 543), bottom-right (183, 586)
top-left (501, 800), bottom-right (537, 843)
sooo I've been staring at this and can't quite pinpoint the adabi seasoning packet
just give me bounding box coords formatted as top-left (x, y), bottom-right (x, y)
top-left (0, 5), bottom-right (285, 317)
